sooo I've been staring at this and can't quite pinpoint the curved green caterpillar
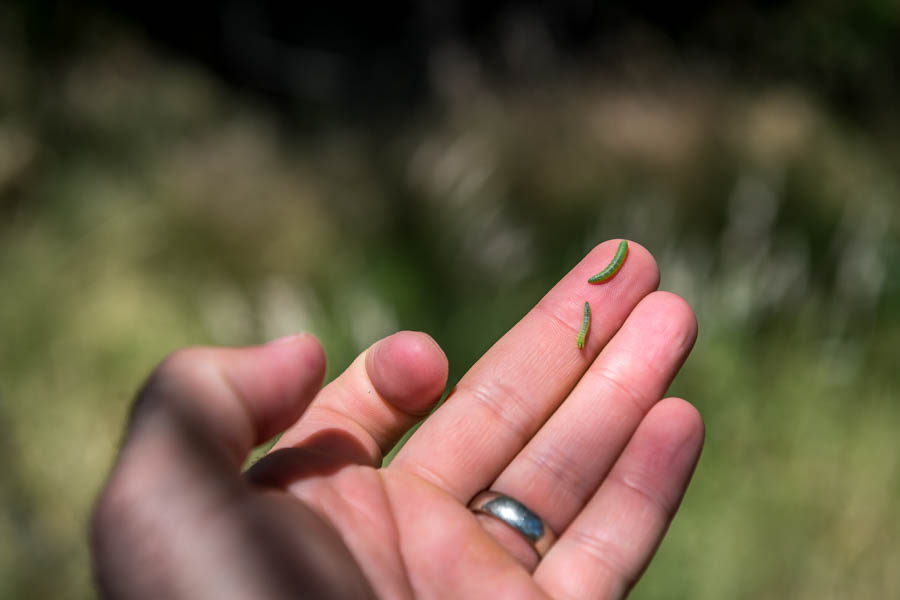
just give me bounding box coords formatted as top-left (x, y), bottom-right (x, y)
top-left (588, 240), bottom-right (629, 283)
top-left (576, 301), bottom-right (591, 349)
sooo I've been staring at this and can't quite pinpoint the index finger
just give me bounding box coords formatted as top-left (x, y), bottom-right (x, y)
top-left (389, 239), bottom-right (660, 501)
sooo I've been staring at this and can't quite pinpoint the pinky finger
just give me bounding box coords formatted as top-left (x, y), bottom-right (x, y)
top-left (533, 398), bottom-right (704, 600)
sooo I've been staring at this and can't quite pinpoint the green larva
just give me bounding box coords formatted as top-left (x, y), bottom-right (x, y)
top-left (588, 240), bottom-right (629, 283)
top-left (576, 301), bottom-right (591, 349)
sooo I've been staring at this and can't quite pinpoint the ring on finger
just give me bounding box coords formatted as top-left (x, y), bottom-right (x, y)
top-left (468, 491), bottom-right (557, 557)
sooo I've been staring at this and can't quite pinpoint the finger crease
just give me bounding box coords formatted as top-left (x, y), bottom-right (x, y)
top-left (590, 366), bottom-right (649, 416)
top-left (458, 380), bottom-right (536, 448)
top-left (607, 470), bottom-right (673, 517)
top-left (566, 528), bottom-right (636, 588)
top-left (533, 302), bottom-right (582, 338)
top-left (522, 443), bottom-right (592, 502)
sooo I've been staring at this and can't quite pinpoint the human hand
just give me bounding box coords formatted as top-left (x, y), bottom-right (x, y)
top-left (91, 240), bottom-right (703, 599)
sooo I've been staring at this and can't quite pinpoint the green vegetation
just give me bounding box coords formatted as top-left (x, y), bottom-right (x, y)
top-left (1, 6), bottom-right (898, 599)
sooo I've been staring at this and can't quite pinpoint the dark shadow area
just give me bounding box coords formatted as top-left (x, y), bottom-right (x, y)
top-left (246, 430), bottom-right (376, 489)
top-left (11, 0), bottom-right (900, 128)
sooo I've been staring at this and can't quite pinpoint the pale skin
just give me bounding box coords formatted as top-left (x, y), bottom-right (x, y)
top-left (91, 239), bottom-right (703, 599)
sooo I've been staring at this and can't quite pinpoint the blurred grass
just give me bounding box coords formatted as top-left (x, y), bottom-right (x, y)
top-left (2, 7), bottom-right (900, 600)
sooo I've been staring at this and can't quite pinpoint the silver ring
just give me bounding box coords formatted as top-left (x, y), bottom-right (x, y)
top-left (468, 491), bottom-right (557, 557)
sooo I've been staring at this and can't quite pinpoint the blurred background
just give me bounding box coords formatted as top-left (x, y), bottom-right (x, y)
top-left (1, 0), bottom-right (899, 597)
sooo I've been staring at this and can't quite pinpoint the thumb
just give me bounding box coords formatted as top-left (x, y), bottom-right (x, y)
top-left (126, 334), bottom-right (327, 467)
top-left (91, 335), bottom-right (326, 596)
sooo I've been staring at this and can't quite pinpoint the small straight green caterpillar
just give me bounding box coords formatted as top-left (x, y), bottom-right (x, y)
top-left (588, 240), bottom-right (629, 283)
top-left (576, 301), bottom-right (591, 349)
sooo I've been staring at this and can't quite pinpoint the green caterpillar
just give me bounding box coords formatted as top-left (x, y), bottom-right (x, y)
top-left (576, 301), bottom-right (591, 349)
top-left (578, 240), bottom-right (629, 348)
top-left (588, 240), bottom-right (628, 283)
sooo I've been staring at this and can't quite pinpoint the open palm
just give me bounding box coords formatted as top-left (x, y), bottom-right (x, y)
top-left (92, 240), bottom-right (703, 600)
